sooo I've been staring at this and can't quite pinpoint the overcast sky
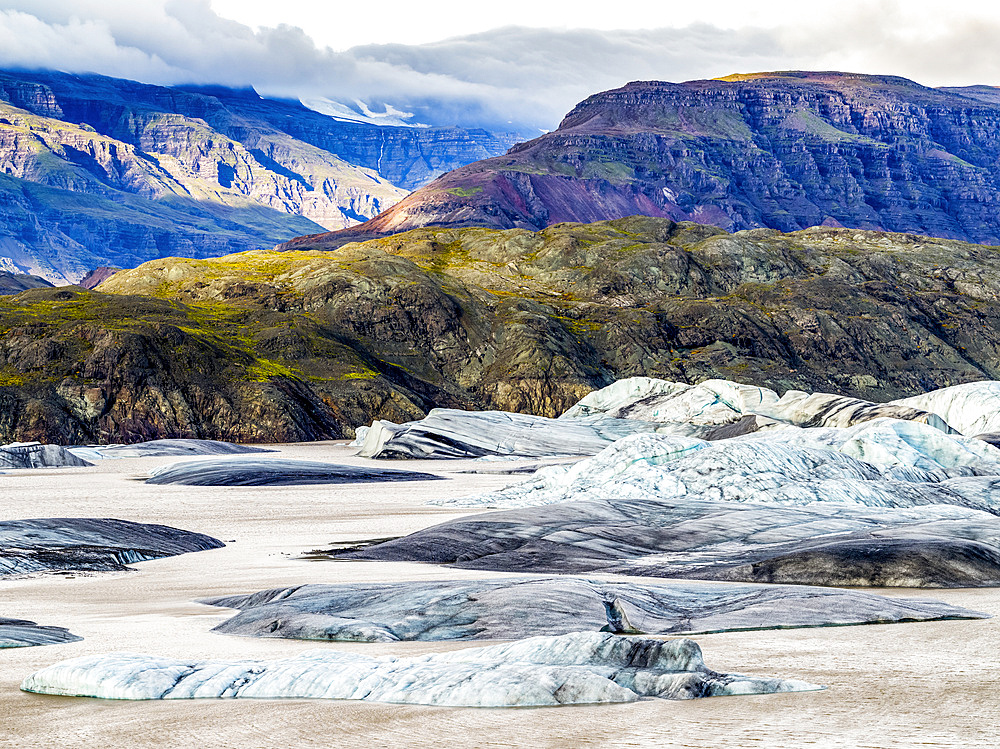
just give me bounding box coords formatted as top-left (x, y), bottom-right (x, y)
top-left (2, 1), bottom-right (1000, 131)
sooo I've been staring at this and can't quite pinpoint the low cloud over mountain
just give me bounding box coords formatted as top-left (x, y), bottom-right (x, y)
top-left (3, 1), bottom-right (1000, 131)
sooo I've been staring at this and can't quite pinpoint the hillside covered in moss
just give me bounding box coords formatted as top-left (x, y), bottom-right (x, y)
top-left (2, 216), bottom-right (999, 443)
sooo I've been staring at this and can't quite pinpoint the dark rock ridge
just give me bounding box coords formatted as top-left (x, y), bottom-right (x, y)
top-left (4, 216), bottom-right (1000, 442)
top-left (78, 268), bottom-right (120, 290)
top-left (338, 497), bottom-right (1000, 588)
top-left (0, 518), bottom-right (224, 576)
top-left (201, 577), bottom-right (986, 642)
top-left (0, 617), bottom-right (82, 648)
top-left (0, 69), bottom-right (515, 281)
top-left (145, 458), bottom-right (441, 486)
top-left (0, 272), bottom-right (52, 295)
top-left (299, 72), bottom-right (1000, 245)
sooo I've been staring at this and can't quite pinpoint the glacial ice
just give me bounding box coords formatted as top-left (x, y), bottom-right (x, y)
top-left (20, 632), bottom-right (821, 706)
top-left (559, 377), bottom-right (779, 424)
top-left (346, 496), bottom-right (1000, 587)
top-left (0, 442), bottom-right (92, 469)
top-left (71, 439), bottom-right (277, 460)
top-left (439, 419), bottom-right (1000, 511)
top-left (356, 408), bottom-right (677, 459)
top-left (558, 377), bottom-right (951, 433)
top-left (145, 458), bottom-right (442, 486)
top-left (202, 577), bottom-right (987, 642)
top-left (0, 617), bottom-right (82, 648)
top-left (892, 381), bottom-right (1000, 436)
top-left (0, 518), bottom-right (224, 576)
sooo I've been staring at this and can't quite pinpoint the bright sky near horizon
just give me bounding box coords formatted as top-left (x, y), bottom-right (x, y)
top-left (206, 0), bottom-right (994, 50)
top-left (4, 0), bottom-right (1000, 130)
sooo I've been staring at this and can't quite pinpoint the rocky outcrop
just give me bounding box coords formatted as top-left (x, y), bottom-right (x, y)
top-left (5, 217), bottom-right (1000, 442)
top-left (78, 268), bottom-right (121, 290)
top-left (202, 577), bottom-right (985, 642)
top-left (21, 632), bottom-right (820, 706)
top-left (0, 272), bottom-right (52, 294)
top-left (304, 72), bottom-right (1000, 245)
top-left (0, 69), bottom-right (515, 282)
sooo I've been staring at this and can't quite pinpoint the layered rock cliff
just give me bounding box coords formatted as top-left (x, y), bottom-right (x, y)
top-left (2, 217), bottom-right (999, 443)
top-left (0, 70), bottom-right (516, 282)
top-left (303, 72), bottom-right (1000, 246)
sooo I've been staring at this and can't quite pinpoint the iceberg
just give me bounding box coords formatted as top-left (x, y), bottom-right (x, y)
top-left (356, 408), bottom-right (676, 459)
top-left (202, 577), bottom-right (987, 642)
top-left (20, 632), bottom-right (820, 706)
top-left (72, 439), bottom-right (277, 460)
top-left (343, 497), bottom-right (1000, 587)
top-left (0, 442), bottom-right (91, 469)
top-left (441, 420), bottom-right (1000, 511)
top-left (0, 618), bottom-right (82, 648)
top-left (891, 381), bottom-right (1000, 436)
top-left (0, 518), bottom-right (224, 577)
top-left (146, 458), bottom-right (442, 486)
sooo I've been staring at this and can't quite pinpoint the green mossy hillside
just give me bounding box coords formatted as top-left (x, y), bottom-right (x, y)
top-left (7, 216), bottom-right (1000, 442)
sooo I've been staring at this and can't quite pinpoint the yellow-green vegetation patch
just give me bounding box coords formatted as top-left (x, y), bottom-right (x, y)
top-left (244, 358), bottom-right (301, 382)
top-left (338, 368), bottom-right (379, 380)
top-left (445, 186), bottom-right (483, 197)
top-left (581, 161), bottom-right (636, 182)
top-left (0, 367), bottom-right (26, 387)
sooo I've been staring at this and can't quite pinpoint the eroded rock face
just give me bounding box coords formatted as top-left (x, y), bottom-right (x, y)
top-left (0, 618), bottom-right (82, 648)
top-left (0, 69), bottom-right (514, 282)
top-left (0, 518), bottom-right (224, 577)
top-left (313, 72), bottom-right (1000, 244)
top-left (201, 577), bottom-right (986, 642)
top-left (20, 632), bottom-right (821, 706)
top-left (145, 458), bottom-right (441, 486)
top-left (0, 272), bottom-right (53, 295)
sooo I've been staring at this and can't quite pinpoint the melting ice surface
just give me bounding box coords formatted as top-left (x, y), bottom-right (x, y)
top-left (21, 632), bottom-right (821, 707)
top-left (439, 419), bottom-right (1000, 510)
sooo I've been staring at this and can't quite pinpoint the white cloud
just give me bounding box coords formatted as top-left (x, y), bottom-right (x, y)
top-left (1, 0), bottom-right (999, 132)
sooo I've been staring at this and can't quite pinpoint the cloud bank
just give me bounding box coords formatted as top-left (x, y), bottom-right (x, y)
top-left (2, 1), bottom-right (1000, 132)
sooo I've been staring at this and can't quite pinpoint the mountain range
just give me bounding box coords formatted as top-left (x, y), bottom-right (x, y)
top-left (297, 72), bottom-right (1000, 249)
top-left (0, 70), bottom-right (518, 282)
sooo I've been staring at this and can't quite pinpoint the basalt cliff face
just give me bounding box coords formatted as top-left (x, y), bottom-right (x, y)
top-left (2, 217), bottom-right (1000, 443)
top-left (0, 70), bottom-right (515, 282)
top-left (301, 72), bottom-right (1000, 246)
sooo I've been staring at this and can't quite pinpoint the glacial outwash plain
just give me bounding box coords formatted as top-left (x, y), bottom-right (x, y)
top-left (4, 63), bottom-right (1000, 749)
